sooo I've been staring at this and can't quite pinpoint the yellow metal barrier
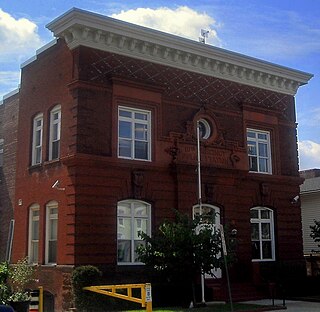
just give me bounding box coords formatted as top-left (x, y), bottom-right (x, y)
top-left (83, 283), bottom-right (152, 312)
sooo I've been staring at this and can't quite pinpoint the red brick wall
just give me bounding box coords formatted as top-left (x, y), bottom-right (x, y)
top-left (0, 94), bottom-right (19, 261)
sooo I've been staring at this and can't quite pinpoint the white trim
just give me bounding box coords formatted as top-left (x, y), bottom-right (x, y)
top-left (247, 128), bottom-right (272, 174)
top-left (45, 201), bottom-right (58, 264)
top-left (21, 39), bottom-right (58, 68)
top-left (250, 207), bottom-right (275, 262)
top-left (117, 200), bottom-right (151, 265)
top-left (49, 105), bottom-right (61, 161)
top-left (118, 106), bottom-right (151, 161)
top-left (28, 204), bottom-right (40, 264)
top-left (32, 113), bottom-right (43, 165)
top-left (46, 8), bottom-right (312, 96)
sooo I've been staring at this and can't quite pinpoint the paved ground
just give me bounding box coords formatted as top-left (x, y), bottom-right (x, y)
top-left (245, 299), bottom-right (320, 312)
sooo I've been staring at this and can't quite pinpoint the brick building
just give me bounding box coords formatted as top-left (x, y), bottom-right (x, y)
top-left (5, 8), bottom-right (313, 310)
top-left (0, 90), bottom-right (19, 262)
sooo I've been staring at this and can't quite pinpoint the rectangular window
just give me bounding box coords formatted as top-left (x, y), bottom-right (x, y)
top-left (247, 129), bottom-right (272, 174)
top-left (32, 114), bottom-right (43, 165)
top-left (250, 208), bottom-right (275, 261)
top-left (49, 106), bottom-right (61, 160)
top-left (46, 203), bottom-right (58, 264)
top-left (118, 107), bottom-right (151, 161)
top-left (117, 200), bottom-right (151, 264)
top-left (28, 205), bottom-right (40, 264)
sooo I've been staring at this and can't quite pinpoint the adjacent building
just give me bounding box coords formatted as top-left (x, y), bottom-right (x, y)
top-left (2, 8), bottom-right (313, 311)
top-left (300, 169), bottom-right (320, 276)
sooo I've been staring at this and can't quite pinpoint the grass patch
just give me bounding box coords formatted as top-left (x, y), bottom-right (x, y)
top-left (121, 302), bottom-right (270, 311)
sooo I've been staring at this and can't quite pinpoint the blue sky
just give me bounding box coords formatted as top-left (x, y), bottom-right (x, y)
top-left (1, 0), bottom-right (319, 170)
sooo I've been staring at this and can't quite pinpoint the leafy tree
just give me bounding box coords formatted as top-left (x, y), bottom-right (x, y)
top-left (310, 220), bottom-right (320, 249)
top-left (137, 211), bottom-right (226, 305)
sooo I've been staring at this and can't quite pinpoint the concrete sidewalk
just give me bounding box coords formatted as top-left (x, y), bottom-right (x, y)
top-left (244, 299), bottom-right (320, 312)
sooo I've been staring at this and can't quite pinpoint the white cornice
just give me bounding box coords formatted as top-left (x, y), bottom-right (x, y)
top-left (47, 8), bottom-right (313, 95)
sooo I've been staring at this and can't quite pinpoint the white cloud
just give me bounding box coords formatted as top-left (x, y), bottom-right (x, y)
top-left (298, 140), bottom-right (320, 170)
top-left (111, 6), bottom-right (221, 47)
top-left (0, 9), bottom-right (42, 62)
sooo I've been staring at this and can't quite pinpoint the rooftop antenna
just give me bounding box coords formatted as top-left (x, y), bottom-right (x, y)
top-left (199, 29), bottom-right (209, 44)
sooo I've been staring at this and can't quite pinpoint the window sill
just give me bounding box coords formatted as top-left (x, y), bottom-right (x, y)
top-left (117, 262), bottom-right (145, 266)
top-left (249, 170), bottom-right (272, 175)
top-left (41, 263), bottom-right (57, 267)
top-left (252, 259), bottom-right (275, 262)
top-left (28, 159), bottom-right (61, 172)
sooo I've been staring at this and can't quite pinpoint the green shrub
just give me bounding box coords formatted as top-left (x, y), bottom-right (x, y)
top-left (0, 262), bottom-right (10, 304)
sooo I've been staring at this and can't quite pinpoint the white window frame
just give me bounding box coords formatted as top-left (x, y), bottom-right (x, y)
top-left (250, 207), bottom-right (275, 262)
top-left (193, 204), bottom-right (222, 279)
top-left (45, 201), bottom-right (58, 264)
top-left (117, 200), bottom-right (151, 265)
top-left (118, 106), bottom-right (151, 161)
top-left (247, 128), bottom-right (272, 174)
top-left (32, 114), bottom-right (43, 165)
top-left (49, 105), bottom-right (61, 161)
top-left (28, 204), bottom-right (40, 264)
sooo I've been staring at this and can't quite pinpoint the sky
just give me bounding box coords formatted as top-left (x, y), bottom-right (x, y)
top-left (0, 0), bottom-right (319, 170)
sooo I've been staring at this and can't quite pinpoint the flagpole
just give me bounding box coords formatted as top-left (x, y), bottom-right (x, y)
top-left (196, 120), bottom-right (205, 304)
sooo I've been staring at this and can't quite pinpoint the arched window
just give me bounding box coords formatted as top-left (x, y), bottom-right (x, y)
top-left (192, 204), bottom-right (220, 229)
top-left (117, 200), bottom-right (151, 264)
top-left (49, 105), bottom-right (61, 161)
top-left (250, 207), bottom-right (275, 261)
top-left (28, 204), bottom-right (40, 264)
top-left (46, 201), bottom-right (58, 264)
top-left (193, 204), bottom-right (221, 279)
top-left (32, 113), bottom-right (43, 165)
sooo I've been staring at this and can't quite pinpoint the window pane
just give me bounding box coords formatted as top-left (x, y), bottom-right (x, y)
top-left (252, 241), bottom-right (260, 259)
top-left (32, 220), bottom-right (39, 239)
top-left (119, 110), bottom-right (132, 118)
top-left (258, 133), bottom-right (267, 140)
top-left (118, 240), bottom-right (131, 262)
top-left (31, 242), bottom-right (38, 263)
top-left (117, 218), bottom-right (131, 240)
top-left (251, 223), bottom-right (259, 240)
top-left (134, 240), bottom-right (145, 262)
top-left (35, 130), bottom-right (41, 146)
top-left (48, 241), bottom-right (57, 263)
top-left (119, 121), bottom-right (132, 138)
top-left (248, 130), bottom-right (256, 138)
top-left (259, 158), bottom-right (268, 172)
top-left (134, 218), bottom-right (147, 239)
top-left (258, 143), bottom-right (268, 157)
top-left (50, 219), bottom-right (58, 239)
top-left (134, 141), bottom-right (148, 159)
top-left (135, 123), bottom-right (148, 140)
top-left (250, 209), bottom-right (259, 219)
top-left (118, 203), bottom-right (131, 216)
top-left (248, 142), bottom-right (257, 156)
top-left (53, 112), bottom-right (59, 121)
top-left (261, 210), bottom-right (270, 219)
top-left (135, 112), bottom-right (147, 120)
top-left (261, 223), bottom-right (271, 239)
top-left (262, 241), bottom-right (272, 259)
top-left (249, 156), bottom-right (258, 171)
top-left (36, 147), bottom-right (41, 164)
top-left (119, 139), bottom-right (132, 157)
top-left (52, 124), bottom-right (59, 140)
top-left (52, 141), bottom-right (60, 160)
top-left (134, 203), bottom-right (147, 216)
